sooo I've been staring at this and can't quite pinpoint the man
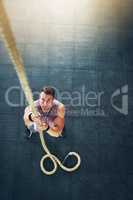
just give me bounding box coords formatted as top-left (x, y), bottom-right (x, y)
top-left (23, 86), bottom-right (65, 138)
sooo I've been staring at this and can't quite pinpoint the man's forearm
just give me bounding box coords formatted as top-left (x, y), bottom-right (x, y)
top-left (50, 125), bottom-right (61, 132)
top-left (23, 111), bottom-right (34, 127)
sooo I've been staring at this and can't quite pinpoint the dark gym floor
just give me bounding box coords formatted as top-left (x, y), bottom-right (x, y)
top-left (0, 1), bottom-right (133, 200)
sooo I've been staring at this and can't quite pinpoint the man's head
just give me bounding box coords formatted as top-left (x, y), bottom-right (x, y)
top-left (39, 86), bottom-right (55, 112)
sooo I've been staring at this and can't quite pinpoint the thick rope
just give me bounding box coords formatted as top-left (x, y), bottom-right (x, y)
top-left (0, 0), bottom-right (81, 175)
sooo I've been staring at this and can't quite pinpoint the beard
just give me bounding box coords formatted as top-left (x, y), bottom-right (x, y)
top-left (41, 104), bottom-right (52, 112)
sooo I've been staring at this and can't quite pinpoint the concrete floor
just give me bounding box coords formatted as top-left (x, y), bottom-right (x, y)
top-left (0, 1), bottom-right (133, 200)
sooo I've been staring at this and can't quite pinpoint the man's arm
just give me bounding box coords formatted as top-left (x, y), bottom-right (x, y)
top-left (47, 104), bottom-right (65, 137)
top-left (23, 105), bottom-right (33, 127)
top-left (23, 106), bottom-right (48, 131)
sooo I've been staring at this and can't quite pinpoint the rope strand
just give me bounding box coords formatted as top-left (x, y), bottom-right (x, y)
top-left (0, 0), bottom-right (81, 175)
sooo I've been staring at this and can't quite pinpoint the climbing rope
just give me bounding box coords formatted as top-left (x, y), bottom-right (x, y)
top-left (0, 0), bottom-right (81, 175)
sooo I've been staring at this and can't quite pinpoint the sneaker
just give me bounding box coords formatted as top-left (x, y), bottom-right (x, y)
top-left (25, 127), bottom-right (33, 139)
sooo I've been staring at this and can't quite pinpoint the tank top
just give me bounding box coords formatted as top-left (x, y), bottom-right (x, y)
top-left (34, 99), bottom-right (61, 127)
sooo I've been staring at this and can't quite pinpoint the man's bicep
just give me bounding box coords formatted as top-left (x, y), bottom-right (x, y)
top-left (57, 104), bottom-right (65, 119)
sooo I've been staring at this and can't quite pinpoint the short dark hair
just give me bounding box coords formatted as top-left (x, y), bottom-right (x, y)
top-left (41, 86), bottom-right (55, 98)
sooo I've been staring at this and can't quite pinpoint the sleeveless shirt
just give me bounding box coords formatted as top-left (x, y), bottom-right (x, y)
top-left (34, 99), bottom-right (62, 127)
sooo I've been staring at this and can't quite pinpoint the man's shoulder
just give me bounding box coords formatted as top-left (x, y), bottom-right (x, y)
top-left (34, 99), bottom-right (39, 105)
top-left (54, 99), bottom-right (65, 118)
top-left (53, 99), bottom-right (64, 108)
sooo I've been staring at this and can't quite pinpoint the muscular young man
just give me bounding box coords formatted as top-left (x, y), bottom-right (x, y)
top-left (23, 87), bottom-right (65, 138)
